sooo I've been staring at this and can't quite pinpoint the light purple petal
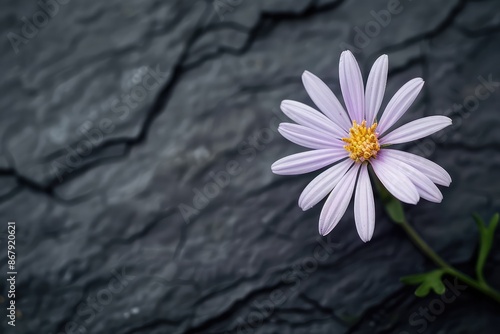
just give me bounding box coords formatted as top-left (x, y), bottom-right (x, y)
top-left (377, 78), bottom-right (424, 135)
top-left (301, 72), bottom-right (352, 131)
top-left (371, 155), bottom-right (419, 204)
top-left (381, 149), bottom-right (451, 186)
top-left (271, 149), bottom-right (348, 175)
top-left (354, 164), bottom-right (375, 242)
top-left (280, 100), bottom-right (347, 139)
top-left (319, 163), bottom-right (360, 236)
top-left (365, 54), bottom-right (388, 125)
top-left (299, 159), bottom-right (353, 210)
top-left (380, 116), bottom-right (452, 145)
top-left (278, 123), bottom-right (343, 150)
top-left (339, 50), bottom-right (364, 123)
top-left (381, 152), bottom-right (443, 203)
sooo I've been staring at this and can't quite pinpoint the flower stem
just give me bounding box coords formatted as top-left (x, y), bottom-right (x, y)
top-left (371, 174), bottom-right (500, 303)
top-left (396, 215), bottom-right (500, 304)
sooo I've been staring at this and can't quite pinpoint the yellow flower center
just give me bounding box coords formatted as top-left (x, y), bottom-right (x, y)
top-left (342, 120), bottom-right (380, 162)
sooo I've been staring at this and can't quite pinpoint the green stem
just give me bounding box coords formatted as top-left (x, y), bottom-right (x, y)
top-left (397, 219), bottom-right (449, 270)
top-left (397, 216), bottom-right (500, 304)
top-left (372, 173), bottom-right (500, 303)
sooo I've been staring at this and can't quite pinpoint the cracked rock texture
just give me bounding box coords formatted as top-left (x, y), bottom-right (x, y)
top-left (1, 0), bottom-right (500, 333)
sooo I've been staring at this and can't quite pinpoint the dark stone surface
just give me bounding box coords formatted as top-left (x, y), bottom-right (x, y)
top-left (1, 0), bottom-right (500, 333)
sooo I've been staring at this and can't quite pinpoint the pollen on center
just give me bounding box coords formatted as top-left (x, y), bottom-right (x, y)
top-left (342, 120), bottom-right (380, 163)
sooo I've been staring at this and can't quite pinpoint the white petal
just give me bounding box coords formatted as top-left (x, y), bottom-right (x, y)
top-left (365, 55), bottom-right (388, 125)
top-left (380, 116), bottom-right (452, 145)
top-left (339, 50), bottom-right (364, 123)
top-left (370, 155), bottom-right (419, 204)
top-left (381, 149), bottom-right (451, 186)
top-left (354, 164), bottom-right (375, 242)
top-left (271, 149), bottom-right (348, 175)
top-left (381, 152), bottom-right (443, 203)
top-left (280, 100), bottom-right (347, 139)
top-left (278, 123), bottom-right (343, 150)
top-left (301, 72), bottom-right (352, 131)
top-left (299, 159), bottom-right (353, 210)
top-left (377, 78), bottom-right (424, 135)
top-left (319, 163), bottom-right (360, 236)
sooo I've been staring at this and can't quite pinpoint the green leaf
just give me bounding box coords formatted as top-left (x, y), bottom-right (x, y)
top-left (401, 269), bottom-right (446, 297)
top-left (474, 213), bottom-right (499, 283)
top-left (384, 198), bottom-right (406, 224)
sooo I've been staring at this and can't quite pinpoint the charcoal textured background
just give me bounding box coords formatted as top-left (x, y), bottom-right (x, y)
top-left (1, 0), bottom-right (500, 333)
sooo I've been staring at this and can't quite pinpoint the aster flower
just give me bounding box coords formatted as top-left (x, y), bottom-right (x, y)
top-left (271, 51), bottom-right (452, 242)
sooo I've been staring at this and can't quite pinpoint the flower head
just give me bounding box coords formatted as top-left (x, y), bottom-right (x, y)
top-left (342, 120), bottom-right (380, 162)
top-left (271, 51), bottom-right (452, 242)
